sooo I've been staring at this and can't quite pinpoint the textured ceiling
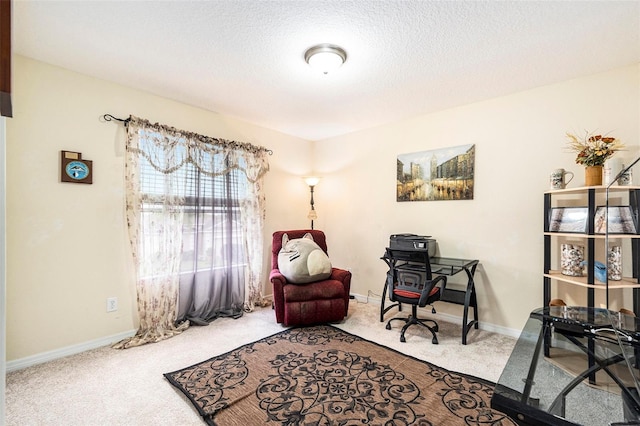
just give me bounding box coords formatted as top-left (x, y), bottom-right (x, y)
top-left (13, 1), bottom-right (640, 141)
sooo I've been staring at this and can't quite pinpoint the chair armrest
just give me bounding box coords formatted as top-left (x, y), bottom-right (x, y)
top-left (331, 268), bottom-right (352, 315)
top-left (418, 275), bottom-right (447, 306)
top-left (330, 267), bottom-right (351, 283)
top-left (433, 274), bottom-right (447, 288)
top-left (435, 274), bottom-right (448, 292)
top-left (269, 269), bottom-right (288, 323)
top-left (269, 269), bottom-right (287, 286)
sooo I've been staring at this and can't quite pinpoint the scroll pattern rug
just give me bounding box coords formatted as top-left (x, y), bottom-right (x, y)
top-left (164, 325), bottom-right (516, 425)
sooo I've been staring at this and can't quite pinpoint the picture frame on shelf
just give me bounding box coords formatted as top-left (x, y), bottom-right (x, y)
top-left (548, 207), bottom-right (588, 233)
top-left (594, 206), bottom-right (637, 234)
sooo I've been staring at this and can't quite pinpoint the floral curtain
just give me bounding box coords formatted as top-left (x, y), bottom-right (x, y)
top-left (113, 116), bottom-right (270, 349)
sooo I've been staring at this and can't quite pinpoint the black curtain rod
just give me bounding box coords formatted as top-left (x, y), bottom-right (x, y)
top-left (101, 113), bottom-right (273, 155)
top-left (102, 114), bottom-right (130, 124)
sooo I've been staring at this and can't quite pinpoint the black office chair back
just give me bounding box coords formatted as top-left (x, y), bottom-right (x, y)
top-left (394, 270), bottom-right (441, 307)
top-left (385, 247), bottom-right (433, 278)
top-left (384, 248), bottom-right (444, 307)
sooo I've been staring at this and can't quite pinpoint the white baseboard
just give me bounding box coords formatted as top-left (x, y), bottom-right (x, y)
top-left (6, 329), bottom-right (136, 372)
top-left (350, 292), bottom-right (522, 339)
top-left (7, 292), bottom-right (522, 372)
top-left (8, 294), bottom-right (273, 372)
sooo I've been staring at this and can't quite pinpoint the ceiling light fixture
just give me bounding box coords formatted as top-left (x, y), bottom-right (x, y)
top-left (304, 44), bottom-right (347, 75)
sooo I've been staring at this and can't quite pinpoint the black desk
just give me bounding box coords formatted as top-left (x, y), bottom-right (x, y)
top-left (380, 249), bottom-right (480, 344)
top-left (491, 307), bottom-right (640, 425)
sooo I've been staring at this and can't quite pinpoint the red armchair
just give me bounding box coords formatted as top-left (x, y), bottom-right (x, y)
top-left (270, 229), bottom-right (351, 326)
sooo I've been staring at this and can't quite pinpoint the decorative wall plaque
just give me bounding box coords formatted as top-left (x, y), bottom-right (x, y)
top-left (60, 150), bottom-right (93, 184)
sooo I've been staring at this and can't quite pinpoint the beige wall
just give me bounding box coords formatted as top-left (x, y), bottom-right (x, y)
top-left (6, 55), bottom-right (313, 361)
top-left (7, 55), bottom-right (640, 362)
top-left (314, 64), bottom-right (640, 331)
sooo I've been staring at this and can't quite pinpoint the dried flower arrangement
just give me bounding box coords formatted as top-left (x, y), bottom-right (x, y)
top-left (566, 131), bottom-right (624, 167)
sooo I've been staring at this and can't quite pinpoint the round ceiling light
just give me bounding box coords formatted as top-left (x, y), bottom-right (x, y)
top-left (304, 44), bottom-right (347, 74)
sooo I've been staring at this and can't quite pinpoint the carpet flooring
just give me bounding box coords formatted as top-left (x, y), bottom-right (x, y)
top-left (6, 300), bottom-right (517, 425)
top-left (165, 324), bottom-right (516, 425)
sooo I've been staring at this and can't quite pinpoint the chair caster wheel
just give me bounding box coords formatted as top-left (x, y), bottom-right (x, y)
top-left (432, 337), bottom-right (438, 344)
top-left (400, 336), bottom-right (406, 343)
top-left (385, 323), bottom-right (391, 330)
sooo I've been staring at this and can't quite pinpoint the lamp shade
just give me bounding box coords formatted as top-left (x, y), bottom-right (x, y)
top-left (304, 44), bottom-right (347, 74)
top-left (304, 176), bottom-right (321, 187)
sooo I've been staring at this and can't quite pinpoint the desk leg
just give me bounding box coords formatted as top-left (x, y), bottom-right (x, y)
top-left (380, 279), bottom-right (402, 322)
top-left (380, 280), bottom-right (388, 322)
top-left (548, 333), bottom-right (632, 417)
top-left (522, 323), bottom-right (547, 404)
top-left (461, 265), bottom-right (479, 345)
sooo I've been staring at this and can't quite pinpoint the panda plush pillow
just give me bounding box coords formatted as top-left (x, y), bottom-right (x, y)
top-left (278, 233), bottom-right (332, 284)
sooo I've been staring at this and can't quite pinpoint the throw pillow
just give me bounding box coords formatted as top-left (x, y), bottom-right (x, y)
top-left (278, 233), bottom-right (332, 284)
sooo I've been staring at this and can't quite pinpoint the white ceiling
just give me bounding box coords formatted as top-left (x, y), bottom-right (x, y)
top-left (13, 1), bottom-right (640, 141)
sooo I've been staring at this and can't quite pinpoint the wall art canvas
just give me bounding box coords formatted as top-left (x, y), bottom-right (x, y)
top-left (594, 206), bottom-right (637, 234)
top-left (397, 144), bottom-right (475, 201)
top-left (548, 207), bottom-right (588, 233)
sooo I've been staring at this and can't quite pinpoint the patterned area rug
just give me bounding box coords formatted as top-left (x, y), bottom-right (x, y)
top-left (164, 325), bottom-right (516, 425)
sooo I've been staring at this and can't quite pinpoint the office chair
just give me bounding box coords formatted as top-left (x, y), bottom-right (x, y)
top-left (384, 248), bottom-right (447, 343)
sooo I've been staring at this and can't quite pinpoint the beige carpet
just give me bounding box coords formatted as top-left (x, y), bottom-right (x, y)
top-left (6, 300), bottom-right (517, 425)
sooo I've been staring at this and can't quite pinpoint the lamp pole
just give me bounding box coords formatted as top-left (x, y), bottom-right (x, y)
top-left (309, 184), bottom-right (316, 229)
top-left (304, 176), bottom-right (320, 230)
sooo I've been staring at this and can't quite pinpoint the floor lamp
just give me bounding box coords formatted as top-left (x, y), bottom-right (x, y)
top-left (304, 177), bottom-right (320, 229)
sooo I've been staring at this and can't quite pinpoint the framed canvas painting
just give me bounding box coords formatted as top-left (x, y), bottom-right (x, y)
top-left (594, 206), bottom-right (637, 234)
top-left (548, 207), bottom-right (588, 233)
top-left (397, 144), bottom-right (475, 202)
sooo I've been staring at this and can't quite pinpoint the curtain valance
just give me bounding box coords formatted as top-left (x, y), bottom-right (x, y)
top-left (126, 115), bottom-right (270, 182)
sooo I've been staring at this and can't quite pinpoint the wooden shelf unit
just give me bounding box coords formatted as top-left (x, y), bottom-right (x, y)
top-left (543, 185), bottom-right (640, 313)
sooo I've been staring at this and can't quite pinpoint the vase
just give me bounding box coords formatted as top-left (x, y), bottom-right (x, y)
top-left (585, 165), bottom-right (603, 186)
top-left (561, 244), bottom-right (584, 277)
top-left (608, 246), bottom-right (622, 281)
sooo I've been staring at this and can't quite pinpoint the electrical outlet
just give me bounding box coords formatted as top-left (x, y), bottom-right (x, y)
top-left (106, 297), bottom-right (118, 312)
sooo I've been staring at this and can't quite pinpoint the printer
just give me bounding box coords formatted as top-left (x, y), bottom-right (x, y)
top-left (389, 234), bottom-right (437, 257)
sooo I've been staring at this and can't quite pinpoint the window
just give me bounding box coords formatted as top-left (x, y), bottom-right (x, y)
top-left (139, 156), bottom-right (247, 275)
